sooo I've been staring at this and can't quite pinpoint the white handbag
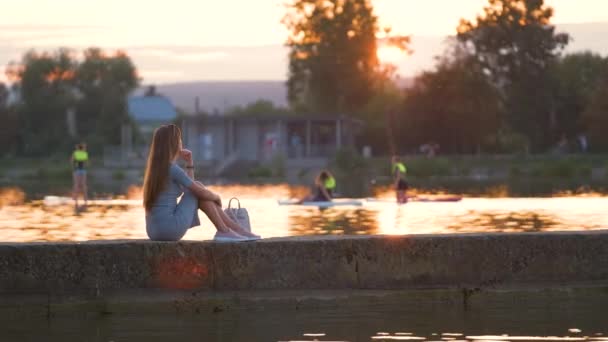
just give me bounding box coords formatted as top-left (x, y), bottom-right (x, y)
top-left (224, 197), bottom-right (251, 232)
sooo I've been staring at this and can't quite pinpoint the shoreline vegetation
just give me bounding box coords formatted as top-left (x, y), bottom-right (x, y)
top-left (0, 154), bottom-right (606, 201)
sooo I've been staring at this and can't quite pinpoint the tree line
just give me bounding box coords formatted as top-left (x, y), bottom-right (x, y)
top-left (283, 0), bottom-right (608, 154)
top-left (0, 48), bottom-right (139, 157)
top-left (2, 0), bottom-right (608, 157)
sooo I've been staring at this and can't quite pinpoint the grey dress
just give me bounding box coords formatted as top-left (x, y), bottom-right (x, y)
top-left (146, 163), bottom-right (201, 241)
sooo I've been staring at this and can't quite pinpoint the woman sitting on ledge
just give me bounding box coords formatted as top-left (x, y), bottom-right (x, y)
top-left (143, 124), bottom-right (259, 242)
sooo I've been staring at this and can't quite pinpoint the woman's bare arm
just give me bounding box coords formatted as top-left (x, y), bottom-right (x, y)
top-left (180, 149), bottom-right (195, 179)
top-left (185, 165), bottom-right (194, 179)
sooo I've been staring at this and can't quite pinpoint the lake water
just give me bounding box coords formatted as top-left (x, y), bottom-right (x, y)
top-left (2, 185), bottom-right (607, 340)
top-left (1, 185), bottom-right (607, 242)
top-left (2, 292), bottom-right (606, 341)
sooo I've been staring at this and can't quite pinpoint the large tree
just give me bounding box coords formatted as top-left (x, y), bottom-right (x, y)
top-left (74, 48), bottom-right (139, 145)
top-left (457, 0), bottom-right (570, 151)
top-left (553, 52), bottom-right (608, 138)
top-left (6, 49), bottom-right (77, 155)
top-left (582, 77), bottom-right (608, 151)
top-left (225, 99), bottom-right (291, 117)
top-left (5, 48), bottom-right (140, 156)
top-left (0, 82), bottom-right (19, 155)
top-left (284, 0), bottom-right (396, 113)
top-left (399, 44), bottom-right (502, 154)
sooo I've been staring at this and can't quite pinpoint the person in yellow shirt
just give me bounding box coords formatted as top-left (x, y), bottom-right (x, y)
top-left (71, 143), bottom-right (89, 211)
top-left (391, 155), bottom-right (408, 204)
top-left (323, 171), bottom-right (337, 197)
top-left (312, 170), bottom-right (336, 202)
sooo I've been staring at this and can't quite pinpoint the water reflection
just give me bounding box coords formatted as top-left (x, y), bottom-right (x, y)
top-left (288, 333), bottom-right (608, 342)
top-left (446, 211), bottom-right (561, 233)
top-left (289, 208), bottom-right (379, 236)
top-left (0, 185), bottom-right (607, 242)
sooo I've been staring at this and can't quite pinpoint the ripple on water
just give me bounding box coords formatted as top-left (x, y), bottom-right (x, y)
top-left (1, 192), bottom-right (608, 242)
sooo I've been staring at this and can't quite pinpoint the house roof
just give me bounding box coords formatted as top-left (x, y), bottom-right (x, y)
top-left (185, 113), bottom-right (363, 126)
top-left (128, 95), bottom-right (177, 122)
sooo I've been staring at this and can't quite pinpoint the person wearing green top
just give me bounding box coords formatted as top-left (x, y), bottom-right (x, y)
top-left (71, 143), bottom-right (89, 211)
top-left (324, 173), bottom-right (336, 197)
top-left (391, 155), bottom-right (408, 204)
top-left (312, 170), bottom-right (336, 202)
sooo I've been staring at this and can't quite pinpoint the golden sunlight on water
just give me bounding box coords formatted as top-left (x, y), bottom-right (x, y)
top-left (365, 336), bottom-right (604, 341)
top-left (280, 331), bottom-right (608, 342)
top-left (1, 185), bottom-right (607, 242)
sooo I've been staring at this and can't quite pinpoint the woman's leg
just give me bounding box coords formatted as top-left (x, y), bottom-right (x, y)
top-left (81, 173), bottom-right (88, 206)
top-left (72, 173), bottom-right (80, 208)
top-left (214, 204), bottom-right (258, 237)
top-left (190, 181), bottom-right (254, 238)
top-left (198, 199), bottom-right (238, 235)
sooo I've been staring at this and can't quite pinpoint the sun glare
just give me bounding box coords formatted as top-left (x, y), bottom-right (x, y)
top-left (377, 45), bottom-right (405, 64)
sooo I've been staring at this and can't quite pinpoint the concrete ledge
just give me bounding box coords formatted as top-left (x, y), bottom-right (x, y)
top-left (3, 286), bottom-right (608, 319)
top-left (1, 232), bottom-right (608, 296)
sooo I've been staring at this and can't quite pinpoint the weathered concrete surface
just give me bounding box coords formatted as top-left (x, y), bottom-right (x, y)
top-left (1, 232), bottom-right (608, 297)
top-left (3, 286), bottom-right (608, 320)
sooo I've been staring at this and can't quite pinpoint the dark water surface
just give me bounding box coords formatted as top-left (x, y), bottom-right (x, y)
top-left (2, 295), bottom-right (606, 342)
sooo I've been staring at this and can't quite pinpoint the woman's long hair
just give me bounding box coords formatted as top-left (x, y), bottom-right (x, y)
top-left (143, 124), bottom-right (182, 211)
top-left (315, 170), bottom-right (330, 186)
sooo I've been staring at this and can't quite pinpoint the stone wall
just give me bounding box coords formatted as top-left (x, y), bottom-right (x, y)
top-left (1, 232), bottom-right (607, 297)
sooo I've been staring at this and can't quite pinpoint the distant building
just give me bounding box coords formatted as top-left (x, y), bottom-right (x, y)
top-left (181, 114), bottom-right (362, 175)
top-left (127, 95), bottom-right (177, 138)
top-left (102, 94), bottom-right (177, 167)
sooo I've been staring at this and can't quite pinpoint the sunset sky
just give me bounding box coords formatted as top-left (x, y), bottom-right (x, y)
top-left (1, 0), bottom-right (608, 83)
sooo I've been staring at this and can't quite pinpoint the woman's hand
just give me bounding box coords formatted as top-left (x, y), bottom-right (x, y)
top-left (180, 149), bottom-right (193, 164)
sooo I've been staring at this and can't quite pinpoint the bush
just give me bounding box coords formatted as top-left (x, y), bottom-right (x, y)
top-left (247, 166), bottom-right (273, 179)
top-left (112, 170), bottom-right (126, 181)
top-left (483, 129), bottom-right (530, 154)
top-left (406, 158), bottom-right (451, 177)
top-left (333, 148), bottom-right (369, 171)
top-left (578, 165), bottom-right (592, 178)
top-left (270, 154), bottom-right (286, 178)
top-left (509, 166), bottom-right (523, 178)
top-left (34, 166), bottom-right (72, 180)
top-left (330, 149), bottom-right (371, 197)
top-left (531, 160), bottom-right (577, 178)
top-left (297, 168), bottom-right (310, 181)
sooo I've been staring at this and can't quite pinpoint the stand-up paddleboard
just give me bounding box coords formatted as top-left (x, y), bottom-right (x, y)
top-left (43, 196), bottom-right (140, 207)
top-left (366, 195), bottom-right (462, 203)
top-left (414, 196), bottom-right (462, 202)
top-left (278, 199), bottom-right (363, 208)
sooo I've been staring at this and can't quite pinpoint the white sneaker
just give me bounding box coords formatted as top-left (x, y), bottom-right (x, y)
top-left (213, 232), bottom-right (244, 242)
top-left (238, 234), bottom-right (261, 241)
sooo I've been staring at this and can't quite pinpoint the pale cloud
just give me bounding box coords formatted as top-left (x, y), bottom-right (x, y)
top-left (173, 52), bottom-right (230, 62)
top-left (133, 49), bottom-right (230, 62)
top-left (1, 0), bottom-right (608, 84)
top-left (139, 69), bottom-right (184, 81)
top-left (0, 25), bottom-right (112, 49)
top-left (0, 25), bottom-right (102, 39)
top-left (374, 0), bottom-right (608, 36)
top-left (2, 0), bottom-right (608, 46)
top-left (133, 49), bottom-right (174, 58)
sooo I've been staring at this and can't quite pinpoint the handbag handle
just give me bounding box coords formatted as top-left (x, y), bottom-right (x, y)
top-left (227, 197), bottom-right (241, 210)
